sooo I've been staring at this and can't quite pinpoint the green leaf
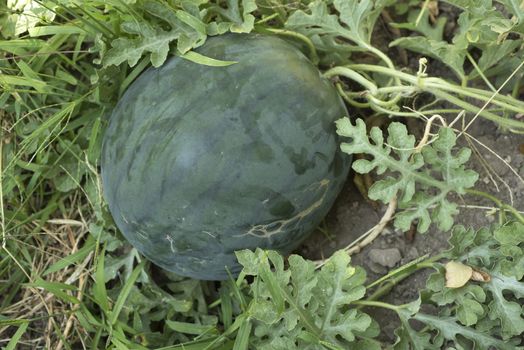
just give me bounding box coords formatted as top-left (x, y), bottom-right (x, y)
top-left (103, 23), bottom-right (172, 67)
top-left (317, 251), bottom-right (369, 343)
top-left (494, 221), bottom-right (524, 245)
top-left (391, 8), bottom-right (447, 41)
top-left (14, 60), bottom-right (48, 93)
top-left (394, 0), bottom-right (523, 81)
top-left (394, 318), bottom-right (437, 350)
top-left (395, 294), bottom-right (519, 349)
top-left (286, 0), bottom-right (392, 46)
top-left (103, 1), bottom-right (207, 67)
top-left (207, 0), bottom-right (257, 34)
top-left (42, 140), bottom-right (88, 193)
top-left (0, 38), bottom-right (45, 55)
top-left (235, 249), bottom-right (260, 276)
top-left (2, 0), bottom-right (56, 38)
top-left (394, 298), bottom-right (439, 350)
top-left (497, 0), bottom-right (524, 33)
top-left (494, 222), bottom-right (524, 279)
top-left (143, 0), bottom-right (206, 53)
top-left (0, 73), bottom-right (48, 92)
top-left (286, 1), bottom-right (353, 49)
top-left (434, 223), bottom-right (524, 341)
top-left (104, 248), bottom-right (142, 282)
top-left (285, 0), bottom-right (393, 65)
top-left (453, 2), bottom-right (513, 45)
top-left (336, 118), bottom-right (478, 233)
top-left (334, 0), bottom-right (393, 44)
top-left (390, 36), bottom-right (466, 79)
top-left (235, 249), bottom-right (375, 348)
top-left (426, 272), bottom-right (487, 326)
top-left (485, 268), bottom-right (524, 339)
top-left (412, 312), bottom-right (518, 349)
top-left (89, 222), bottom-right (123, 252)
top-left (446, 226), bottom-right (493, 264)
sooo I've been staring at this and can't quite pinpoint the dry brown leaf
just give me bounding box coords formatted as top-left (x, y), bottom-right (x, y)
top-left (427, 0), bottom-right (440, 23)
top-left (471, 268), bottom-right (491, 282)
top-left (445, 261), bottom-right (473, 288)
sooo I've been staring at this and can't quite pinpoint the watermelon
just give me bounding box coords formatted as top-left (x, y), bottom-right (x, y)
top-left (101, 33), bottom-right (351, 280)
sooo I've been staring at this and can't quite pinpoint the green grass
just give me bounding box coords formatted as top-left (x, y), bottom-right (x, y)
top-left (1, 0), bottom-right (524, 348)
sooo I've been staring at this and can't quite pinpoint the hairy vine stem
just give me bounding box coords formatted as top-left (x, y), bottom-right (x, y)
top-left (363, 254), bottom-right (443, 305)
top-left (324, 64), bottom-right (524, 131)
top-left (260, 28), bottom-right (319, 64)
top-left (466, 189), bottom-right (524, 225)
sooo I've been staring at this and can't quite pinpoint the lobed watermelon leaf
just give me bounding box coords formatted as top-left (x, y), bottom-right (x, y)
top-left (235, 249), bottom-right (380, 349)
top-left (103, 0), bottom-right (257, 68)
top-left (394, 223), bottom-right (524, 348)
top-left (336, 117), bottom-right (478, 233)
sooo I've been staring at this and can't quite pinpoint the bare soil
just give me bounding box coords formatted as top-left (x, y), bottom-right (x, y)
top-left (299, 115), bottom-right (524, 341)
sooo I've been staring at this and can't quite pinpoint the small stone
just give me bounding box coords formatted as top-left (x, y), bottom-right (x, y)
top-left (368, 248), bottom-right (402, 268)
top-left (368, 261), bottom-right (388, 274)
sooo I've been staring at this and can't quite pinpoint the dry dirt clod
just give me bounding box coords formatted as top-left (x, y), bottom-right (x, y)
top-left (368, 248), bottom-right (402, 268)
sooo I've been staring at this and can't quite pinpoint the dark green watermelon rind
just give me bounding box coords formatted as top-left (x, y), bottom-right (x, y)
top-left (101, 34), bottom-right (351, 280)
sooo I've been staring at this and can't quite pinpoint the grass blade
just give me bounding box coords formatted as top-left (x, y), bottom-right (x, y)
top-left (28, 25), bottom-right (88, 37)
top-left (4, 321), bottom-right (29, 350)
top-left (166, 320), bottom-right (218, 335)
top-left (26, 278), bottom-right (80, 304)
top-left (232, 318), bottom-right (252, 350)
top-left (109, 259), bottom-right (146, 325)
top-left (43, 236), bottom-right (95, 276)
top-left (93, 247), bottom-right (109, 313)
top-left (180, 51), bottom-right (237, 67)
top-left (219, 284), bottom-right (233, 329)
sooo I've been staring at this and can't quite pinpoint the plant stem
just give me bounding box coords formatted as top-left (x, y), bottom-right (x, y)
top-left (425, 79), bottom-right (524, 112)
top-left (466, 52), bottom-right (496, 92)
top-left (335, 83), bottom-right (371, 108)
top-left (327, 63), bottom-right (524, 129)
top-left (428, 89), bottom-right (523, 129)
top-left (466, 189), bottom-right (524, 224)
top-left (512, 74), bottom-right (523, 98)
top-left (352, 300), bottom-right (400, 312)
top-left (345, 64), bottom-right (524, 123)
top-left (363, 43), bottom-right (400, 86)
top-left (262, 28), bottom-right (319, 64)
top-left (324, 67), bottom-right (378, 94)
top-left (256, 13), bottom-right (279, 25)
top-left (364, 254), bottom-right (443, 303)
